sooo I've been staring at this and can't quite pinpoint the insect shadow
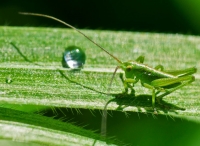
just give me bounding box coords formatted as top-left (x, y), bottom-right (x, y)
top-left (57, 67), bottom-right (185, 114)
top-left (59, 67), bottom-right (185, 115)
top-left (10, 42), bottom-right (41, 66)
top-left (106, 93), bottom-right (185, 115)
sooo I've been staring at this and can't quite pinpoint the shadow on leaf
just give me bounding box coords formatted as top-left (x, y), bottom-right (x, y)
top-left (107, 93), bottom-right (185, 114)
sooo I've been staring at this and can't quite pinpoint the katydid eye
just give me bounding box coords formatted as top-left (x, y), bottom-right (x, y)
top-left (126, 66), bottom-right (132, 72)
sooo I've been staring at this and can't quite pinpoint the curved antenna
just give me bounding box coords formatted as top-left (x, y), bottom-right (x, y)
top-left (108, 66), bottom-right (120, 92)
top-left (101, 66), bottom-right (120, 136)
top-left (19, 12), bottom-right (122, 64)
top-left (19, 12), bottom-right (122, 137)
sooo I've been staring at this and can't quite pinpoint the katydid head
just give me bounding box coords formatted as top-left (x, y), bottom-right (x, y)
top-left (109, 61), bottom-right (140, 91)
top-left (120, 61), bottom-right (141, 78)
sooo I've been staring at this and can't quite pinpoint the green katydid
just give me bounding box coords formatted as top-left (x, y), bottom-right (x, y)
top-left (19, 12), bottom-right (197, 110)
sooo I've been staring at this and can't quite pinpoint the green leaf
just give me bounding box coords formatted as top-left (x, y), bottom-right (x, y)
top-left (0, 26), bottom-right (200, 145)
top-left (0, 26), bottom-right (199, 115)
top-left (0, 107), bottom-right (116, 146)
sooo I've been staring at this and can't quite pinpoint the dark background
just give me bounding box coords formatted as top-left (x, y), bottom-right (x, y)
top-left (0, 0), bottom-right (200, 35)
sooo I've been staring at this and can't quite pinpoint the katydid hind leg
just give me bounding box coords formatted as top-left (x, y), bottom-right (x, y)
top-left (165, 67), bottom-right (197, 77)
top-left (141, 73), bottom-right (195, 109)
top-left (151, 75), bottom-right (195, 87)
top-left (154, 65), bottom-right (196, 77)
top-left (157, 76), bottom-right (195, 99)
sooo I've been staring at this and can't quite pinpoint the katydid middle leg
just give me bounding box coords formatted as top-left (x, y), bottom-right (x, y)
top-left (135, 56), bottom-right (145, 63)
top-left (154, 64), bottom-right (164, 71)
top-left (141, 82), bottom-right (157, 109)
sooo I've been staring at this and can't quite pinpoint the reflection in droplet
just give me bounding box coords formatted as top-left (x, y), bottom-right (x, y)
top-left (62, 46), bottom-right (86, 69)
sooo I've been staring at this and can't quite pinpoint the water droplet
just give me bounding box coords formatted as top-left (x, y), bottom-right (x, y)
top-left (62, 46), bottom-right (86, 69)
top-left (6, 76), bottom-right (12, 84)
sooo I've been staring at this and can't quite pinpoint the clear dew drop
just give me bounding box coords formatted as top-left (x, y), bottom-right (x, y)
top-left (5, 76), bottom-right (12, 84)
top-left (62, 46), bottom-right (86, 69)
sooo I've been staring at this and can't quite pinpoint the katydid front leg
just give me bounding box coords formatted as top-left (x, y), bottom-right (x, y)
top-left (120, 73), bottom-right (138, 95)
top-left (119, 55), bottom-right (144, 95)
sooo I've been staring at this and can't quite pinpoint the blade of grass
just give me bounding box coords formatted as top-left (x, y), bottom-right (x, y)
top-left (0, 26), bottom-right (199, 118)
top-left (0, 107), bottom-right (118, 145)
